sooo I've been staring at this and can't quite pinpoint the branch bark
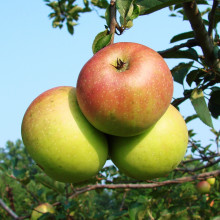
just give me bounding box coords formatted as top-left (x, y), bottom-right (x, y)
top-left (0, 198), bottom-right (18, 219)
top-left (158, 39), bottom-right (198, 57)
top-left (65, 170), bottom-right (220, 199)
top-left (208, 0), bottom-right (219, 37)
top-left (183, 1), bottom-right (219, 67)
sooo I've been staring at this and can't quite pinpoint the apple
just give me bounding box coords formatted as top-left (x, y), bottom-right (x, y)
top-left (31, 203), bottom-right (55, 220)
top-left (109, 105), bottom-right (188, 180)
top-left (196, 181), bottom-right (211, 194)
top-left (76, 42), bottom-right (173, 137)
top-left (207, 177), bottom-right (215, 185)
top-left (21, 86), bottom-right (108, 183)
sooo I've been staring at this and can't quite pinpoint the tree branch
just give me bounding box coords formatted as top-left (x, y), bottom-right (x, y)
top-left (208, 0), bottom-right (219, 37)
top-left (158, 39), bottom-right (198, 57)
top-left (0, 198), bottom-right (19, 219)
top-left (176, 158), bottom-right (220, 172)
top-left (65, 170), bottom-right (220, 199)
top-left (183, 1), bottom-right (219, 67)
top-left (109, 0), bottom-right (123, 44)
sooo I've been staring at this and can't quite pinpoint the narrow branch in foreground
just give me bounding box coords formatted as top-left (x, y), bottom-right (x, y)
top-left (176, 158), bottom-right (220, 172)
top-left (64, 170), bottom-right (220, 200)
top-left (0, 198), bottom-right (18, 219)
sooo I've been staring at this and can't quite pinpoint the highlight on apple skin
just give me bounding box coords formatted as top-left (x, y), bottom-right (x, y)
top-left (109, 105), bottom-right (188, 180)
top-left (21, 86), bottom-right (108, 183)
top-left (76, 42), bottom-right (173, 137)
top-left (207, 177), bottom-right (215, 185)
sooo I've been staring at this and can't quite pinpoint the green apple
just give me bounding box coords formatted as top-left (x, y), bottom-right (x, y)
top-left (196, 181), bottom-right (211, 194)
top-left (76, 42), bottom-right (173, 137)
top-left (207, 177), bottom-right (215, 185)
top-left (21, 86), bottom-right (108, 183)
top-left (31, 203), bottom-right (55, 220)
top-left (109, 105), bottom-right (188, 180)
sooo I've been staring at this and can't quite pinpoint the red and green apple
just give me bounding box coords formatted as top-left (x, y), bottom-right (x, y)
top-left (76, 42), bottom-right (173, 137)
top-left (21, 86), bottom-right (108, 183)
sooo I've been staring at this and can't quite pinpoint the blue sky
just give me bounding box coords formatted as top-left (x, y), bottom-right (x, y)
top-left (0, 1), bottom-right (219, 149)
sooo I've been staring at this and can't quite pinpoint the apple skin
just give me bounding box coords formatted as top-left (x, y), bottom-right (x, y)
top-left (196, 181), bottom-right (211, 194)
top-left (31, 203), bottom-right (55, 220)
top-left (207, 177), bottom-right (215, 185)
top-left (109, 105), bottom-right (188, 180)
top-left (21, 86), bottom-right (108, 183)
top-left (76, 42), bottom-right (173, 137)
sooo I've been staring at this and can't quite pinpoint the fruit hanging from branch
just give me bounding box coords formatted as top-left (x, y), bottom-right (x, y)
top-left (109, 105), bottom-right (188, 180)
top-left (21, 86), bottom-right (108, 183)
top-left (76, 42), bottom-right (174, 137)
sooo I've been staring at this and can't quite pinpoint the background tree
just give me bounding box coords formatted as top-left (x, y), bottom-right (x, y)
top-left (0, 0), bottom-right (220, 219)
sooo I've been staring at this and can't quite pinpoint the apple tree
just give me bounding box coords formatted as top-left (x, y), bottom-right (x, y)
top-left (0, 0), bottom-right (220, 219)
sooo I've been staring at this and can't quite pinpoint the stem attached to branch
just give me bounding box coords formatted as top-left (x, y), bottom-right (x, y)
top-left (109, 0), bottom-right (123, 44)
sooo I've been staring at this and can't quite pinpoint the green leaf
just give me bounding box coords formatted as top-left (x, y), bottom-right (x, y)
top-left (91, 0), bottom-right (109, 8)
top-left (208, 89), bottom-right (220, 119)
top-left (162, 48), bottom-right (198, 61)
top-left (35, 174), bottom-right (65, 193)
top-left (171, 62), bottom-right (193, 84)
top-left (186, 70), bottom-right (197, 87)
top-left (92, 30), bottom-right (112, 54)
top-left (105, 5), bottom-right (111, 27)
top-left (116, 0), bottom-right (133, 21)
top-left (190, 88), bottom-right (213, 128)
top-left (66, 21), bottom-right (75, 35)
top-left (185, 114), bottom-right (198, 123)
top-left (129, 203), bottom-right (144, 220)
top-left (13, 168), bottom-right (27, 179)
top-left (170, 31), bottom-right (194, 43)
top-left (130, 4), bottom-right (140, 20)
top-left (0, 163), bottom-right (8, 171)
top-left (136, 0), bottom-right (192, 15)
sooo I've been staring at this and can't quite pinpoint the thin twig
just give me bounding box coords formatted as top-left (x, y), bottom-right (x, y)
top-left (65, 170), bottom-right (220, 199)
top-left (176, 158), bottom-right (220, 172)
top-left (0, 198), bottom-right (19, 219)
top-left (158, 39), bottom-right (198, 57)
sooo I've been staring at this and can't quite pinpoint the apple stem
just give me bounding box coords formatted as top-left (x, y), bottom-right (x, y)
top-left (109, 0), bottom-right (123, 44)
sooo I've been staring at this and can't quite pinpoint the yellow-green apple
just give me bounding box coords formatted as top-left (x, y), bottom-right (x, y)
top-left (76, 42), bottom-right (173, 137)
top-left (31, 203), bottom-right (55, 220)
top-left (196, 181), bottom-right (211, 194)
top-left (207, 177), bottom-right (215, 185)
top-left (21, 86), bottom-right (108, 183)
top-left (109, 105), bottom-right (188, 180)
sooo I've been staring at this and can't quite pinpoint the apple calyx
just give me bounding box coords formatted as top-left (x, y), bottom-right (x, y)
top-left (113, 58), bottom-right (129, 72)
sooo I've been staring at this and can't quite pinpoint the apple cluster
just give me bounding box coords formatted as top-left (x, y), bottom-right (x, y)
top-left (21, 42), bottom-right (188, 183)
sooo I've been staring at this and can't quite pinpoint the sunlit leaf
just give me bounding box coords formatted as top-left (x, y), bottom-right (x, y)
top-left (136, 0), bottom-right (191, 15)
top-left (92, 30), bottom-right (112, 54)
top-left (190, 88), bottom-right (213, 128)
